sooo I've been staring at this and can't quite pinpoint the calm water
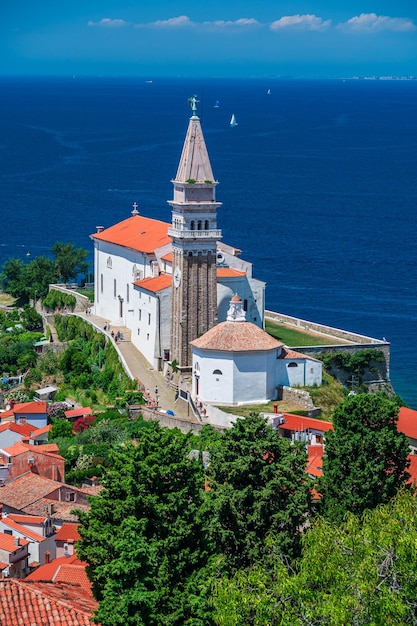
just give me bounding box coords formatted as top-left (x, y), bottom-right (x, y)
top-left (0, 76), bottom-right (416, 406)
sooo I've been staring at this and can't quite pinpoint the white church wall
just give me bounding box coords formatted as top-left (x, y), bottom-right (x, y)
top-left (94, 240), bottom-right (151, 323)
top-left (275, 359), bottom-right (323, 387)
top-left (192, 350), bottom-right (234, 404)
top-left (232, 352), bottom-right (273, 404)
top-left (217, 277), bottom-right (264, 328)
top-left (131, 288), bottom-right (160, 367)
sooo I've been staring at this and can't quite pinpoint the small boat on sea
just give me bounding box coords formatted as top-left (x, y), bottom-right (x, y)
top-left (214, 100), bottom-right (220, 108)
top-left (267, 88), bottom-right (271, 95)
top-left (230, 113), bottom-right (238, 127)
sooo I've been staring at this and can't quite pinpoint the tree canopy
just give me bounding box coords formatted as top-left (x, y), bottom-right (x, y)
top-left (77, 423), bottom-right (211, 626)
top-left (204, 413), bottom-right (311, 571)
top-left (212, 491), bottom-right (417, 626)
top-left (319, 393), bottom-right (410, 522)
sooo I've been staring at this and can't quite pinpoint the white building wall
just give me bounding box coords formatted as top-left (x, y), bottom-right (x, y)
top-left (217, 276), bottom-right (265, 328)
top-left (275, 359), bottom-right (322, 387)
top-left (192, 350), bottom-right (235, 404)
top-left (131, 288), bottom-right (159, 367)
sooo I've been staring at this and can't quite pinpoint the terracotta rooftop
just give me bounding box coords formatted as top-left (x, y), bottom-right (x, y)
top-left (64, 407), bottom-right (92, 419)
top-left (7, 514), bottom-right (46, 525)
top-left (0, 532), bottom-right (29, 552)
top-left (1, 441), bottom-right (62, 460)
top-left (191, 320), bottom-right (283, 352)
top-left (32, 424), bottom-right (53, 437)
top-left (13, 401), bottom-right (47, 414)
top-left (407, 454), bottom-right (417, 485)
top-left (280, 413), bottom-right (333, 434)
top-left (91, 214), bottom-right (171, 253)
top-left (397, 406), bottom-right (417, 440)
top-left (0, 579), bottom-right (97, 625)
top-left (306, 444), bottom-right (325, 478)
top-left (0, 422), bottom-right (34, 437)
top-left (24, 499), bottom-right (90, 523)
top-left (216, 268), bottom-right (246, 278)
top-left (55, 523), bottom-right (81, 543)
top-left (280, 346), bottom-right (321, 362)
top-left (0, 517), bottom-right (46, 542)
top-left (134, 273), bottom-right (172, 293)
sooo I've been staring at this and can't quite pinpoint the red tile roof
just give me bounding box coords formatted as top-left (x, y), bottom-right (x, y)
top-left (280, 413), bottom-right (333, 434)
top-left (92, 214), bottom-right (171, 253)
top-left (191, 321), bottom-right (283, 352)
top-left (7, 514), bottom-right (46, 525)
top-left (13, 401), bottom-right (48, 414)
top-left (133, 273), bottom-right (172, 293)
top-left (0, 532), bottom-right (29, 552)
top-left (1, 441), bottom-right (62, 460)
top-left (306, 445), bottom-right (325, 478)
top-left (407, 455), bottom-right (417, 485)
top-left (216, 268), bottom-right (246, 278)
top-left (0, 579), bottom-right (97, 625)
top-left (32, 424), bottom-right (52, 437)
top-left (397, 407), bottom-right (417, 440)
top-left (64, 407), bottom-right (92, 419)
top-left (26, 554), bottom-right (92, 594)
top-left (161, 252), bottom-right (173, 262)
top-left (55, 523), bottom-right (81, 543)
top-left (0, 517), bottom-right (46, 542)
top-left (0, 422), bottom-right (34, 437)
top-left (280, 346), bottom-right (321, 362)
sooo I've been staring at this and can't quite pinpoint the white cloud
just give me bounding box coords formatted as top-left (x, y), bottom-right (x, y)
top-left (338, 13), bottom-right (416, 32)
top-left (202, 18), bottom-right (260, 29)
top-left (145, 15), bottom-right (193, 28)
top-left (270, 14), bottom-right (331, 32)
top-left (88, 18), bottom-right (128, 28)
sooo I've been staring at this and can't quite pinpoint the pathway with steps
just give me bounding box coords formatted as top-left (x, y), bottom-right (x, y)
top-left (76, 311), bottom-right (194, 422)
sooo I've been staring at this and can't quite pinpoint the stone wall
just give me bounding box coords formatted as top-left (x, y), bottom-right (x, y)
top-left (278, 386), bottom-right (316, 412)
top-left (47, 284), bottom-right (90, 313)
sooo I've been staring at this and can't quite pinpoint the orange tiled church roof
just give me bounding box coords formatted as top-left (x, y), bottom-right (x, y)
top-left (92, 215), bottom-right (171, 253)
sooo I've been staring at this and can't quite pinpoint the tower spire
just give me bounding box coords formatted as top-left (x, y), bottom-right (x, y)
top-left (169, 98), bottom-right (222, 368)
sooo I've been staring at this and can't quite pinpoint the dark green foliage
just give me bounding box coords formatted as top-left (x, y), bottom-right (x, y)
top-left (212, 492), bottom-right (417, 626)
top-left (204, 413), bottom-right (311, 572)
top-left (52, 241), bottom-right (89, 283)
top-left (20, 305), bottom-right (43, 331)
top-left (51, 419), bottom-right (74, 439)
top-left (321, 349), bottom-right (385, 390)
top-left (319, 393), bottom-right (411, 522)
top-left (77, 423), bottom-right (211, 626)
top-left (43, 289), bottom-right (77, 311)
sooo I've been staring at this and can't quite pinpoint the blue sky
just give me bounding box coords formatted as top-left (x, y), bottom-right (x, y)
top-left (1, 1), bottom-right (417, 77)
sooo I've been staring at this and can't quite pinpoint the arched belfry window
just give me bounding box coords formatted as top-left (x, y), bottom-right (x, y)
top-left (190, 220), bottom-right (195, 230)
top-left (204, 220), bottom-right (209, 230)
top-left (197, 220), bottom-right (202, 230)
top-left (213, 369), bottom-right (223, 375)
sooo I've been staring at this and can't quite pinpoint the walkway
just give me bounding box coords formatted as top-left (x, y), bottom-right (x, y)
top-left (76, 311), bottom-right (192, 421)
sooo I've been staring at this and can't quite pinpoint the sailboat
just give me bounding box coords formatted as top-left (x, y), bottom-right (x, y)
top-left (267, 88), bottom-right (271, 95)
top-left (230, 113), bottom-right (238, 127)
top-left (214, 100), bottom-right (220, 108)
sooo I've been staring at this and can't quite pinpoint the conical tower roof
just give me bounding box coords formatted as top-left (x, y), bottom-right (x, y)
top-left (174, 112), bottom-right (215, 183)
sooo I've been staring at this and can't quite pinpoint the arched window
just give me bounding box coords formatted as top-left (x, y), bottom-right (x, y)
top-left (288, 362), bottom-right (298, 368)
top-left (204, 220), bottom-right (209, 230)
top-left (107, 256), bottom-right (112, 269)
top-left (190, 220), bottom-right (195, 230)
top-left (197, 220), bottom-right (202, 230)
top-left (213, 369), bottom-right (223, 375)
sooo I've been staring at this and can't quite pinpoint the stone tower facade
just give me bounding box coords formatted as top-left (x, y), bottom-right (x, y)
top-left (169, 98), bottom-right (222, 368)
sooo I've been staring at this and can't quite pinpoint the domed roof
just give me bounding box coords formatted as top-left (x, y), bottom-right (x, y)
top-left (190, 321), bottom-right (283, 352)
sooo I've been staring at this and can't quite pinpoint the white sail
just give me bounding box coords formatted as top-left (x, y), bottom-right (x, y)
top-left (230, 113), bottom-right (238, 127)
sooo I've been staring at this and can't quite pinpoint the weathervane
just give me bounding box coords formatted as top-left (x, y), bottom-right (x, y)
top-left (188, 95), bottom-right (199, 117)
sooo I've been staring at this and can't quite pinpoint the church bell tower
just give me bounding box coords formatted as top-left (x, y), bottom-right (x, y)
top-left (169, 97), bottom-right (222, 368)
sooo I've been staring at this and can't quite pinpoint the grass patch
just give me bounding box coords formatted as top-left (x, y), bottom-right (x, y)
top-left (76, 288), bottom-right (94, 303)
top-left (0, 292), bottom-right (17, 307)
top-left (265, 319), bottom-right (345, 347)
top-left (218, 401), bottom-right (310, 419)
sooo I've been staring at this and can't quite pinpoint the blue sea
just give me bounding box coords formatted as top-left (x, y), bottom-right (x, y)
top-left (0, 76), bottom-right (417, 407)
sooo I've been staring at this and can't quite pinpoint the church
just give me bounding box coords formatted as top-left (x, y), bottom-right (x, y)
top-left (91, 97), bottom-right (322, 402)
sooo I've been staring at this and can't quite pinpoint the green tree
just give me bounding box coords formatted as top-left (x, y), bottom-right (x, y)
top-left (52, 241), bottom-right (89, 283)
top-left (204, 414), bottom-right (311, 571)
top-left (20, 305), bottom-right (43, 331)
top-left (319, 393), bottom-right (410, 522)
top-left (51, 419), bottom-right (74, 439)
top-left (212, 492), bottom-right (417, 626)
top-left (0, 258), bottom-right (25, 297)
top-left (77, 423), bottom-right (212, 626)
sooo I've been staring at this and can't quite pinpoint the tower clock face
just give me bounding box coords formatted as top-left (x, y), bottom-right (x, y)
top-left (173, 266), bottom-right (182, 288)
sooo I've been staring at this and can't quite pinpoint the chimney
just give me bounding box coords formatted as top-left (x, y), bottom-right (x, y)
top-left (45, 551), bottom-right (51, 564)
top-left (52, 465), bottom-right (58, 481)
top-left (14, 537), bottom-right (20, 547)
